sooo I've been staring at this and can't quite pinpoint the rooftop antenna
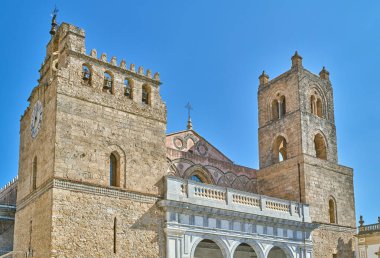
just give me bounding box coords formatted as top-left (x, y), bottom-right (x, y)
top-left (50, 5), bottom-right (59, 36)
top-left (185, 102), bottom-right (193, 130)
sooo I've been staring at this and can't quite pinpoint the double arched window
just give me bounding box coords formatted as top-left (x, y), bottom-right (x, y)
top-left (274, 136), bottom-right (287, 162)
top-left (271, 95), bottom-right (286, 120)
top-left (103, 71), bottom-right (113, 94)
top-left (310, 92), bottom-right (323, 118)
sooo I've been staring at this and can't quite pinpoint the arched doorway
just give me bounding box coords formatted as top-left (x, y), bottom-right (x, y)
top-left (194, 239), bottom-right (223, 258)
top-left (268, 246), bottom-right (287, 258)
top-left (233, 243), bottom-right (258, 258)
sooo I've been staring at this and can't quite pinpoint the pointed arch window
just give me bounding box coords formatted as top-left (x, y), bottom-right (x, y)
top-left (109, 153), bottom-right (119, 187)
top-left (271, 95), bottom-right (286, 120)
top-left (124, 78), bottom-right (133, 99)
top-left (32, 156), bottom-right (37, 190)
top-left (314, 133), bottom-right (327, 160)
top-left (142, 84), bottom-right (150, 105)
top-left (272, 100), bottom-right (279, 120)
top-left (274, 136), bottom-right (287, 163)
top-left (329, 198), bottom-right (337, 223)
top-left (82, 64), bottom-right (91, 84)
top-left (279, 96), bottom-right (286, 117)
top-left (310, 92), bottom-right (323, 118)
top-left (103, 72), bottom-right (113, 94)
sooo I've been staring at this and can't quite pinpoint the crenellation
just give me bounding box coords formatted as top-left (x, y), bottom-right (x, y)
top-left (138, 66), bottom-right (144, 75)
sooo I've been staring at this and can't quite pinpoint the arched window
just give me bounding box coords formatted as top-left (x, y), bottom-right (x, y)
top-left (314, 133), bottom-right (327, 160)
top-left (109, 153), bottom-right (119, 187)
top-left (316, 98), bottom-right (323, 117)
top-left (271, 95), bottom-right (286, 120)
top-left (329, 198), bottom-right (337, 223)
top-left (32, 156), bottom-right (37, 190)
top-left (82, 64), bottom-right (91, 84)
top-left (142, 84), bottom-right (150, 105)
top-left (124, 78), bottom-right (133, 99)
top-left (103, 72), bottom-right (113, 94)
top-left (190, 175), bottom-right (203, 183)
top-left (274, 136), bottom-right (287, 163)
top-left (272, 100), bottom-right (279, 120)
top-left (310, 92), bottom-right (323, 118)
top-left (279, 96), bottom-right (286, 118)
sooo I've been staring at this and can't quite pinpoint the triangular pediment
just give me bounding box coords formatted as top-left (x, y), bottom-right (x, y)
top-left (166, 130), bottom-right (232, 163)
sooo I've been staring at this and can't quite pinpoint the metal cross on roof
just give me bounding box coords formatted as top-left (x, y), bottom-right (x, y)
top-left (51, 5), bottom-right (59, 17)
top-left (185, 102), bottom-right (193, 119)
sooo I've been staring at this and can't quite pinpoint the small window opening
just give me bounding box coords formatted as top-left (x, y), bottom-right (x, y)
top-left (272, 100), bottom-right (279, 120)
top-left (124, 79), bottom-right (132, 99)
top-left (310, 94), bottom-right (323, 118)
top-left (32, 157), bottom-right (37, 190)
top-left (316, 98), bottom-right (323, 117)
top-left (82, 64), bottom-right (91, 84)
top-left (142, 85), bottom-right (150, 105)
top-left (329, 198), bottom-right (337, 223)
top-left (113, 217), bottom-right (117, 254)
top-left (110, 153), bottom-right (119, 187)
top-left (103, 72), bottom-right (113, 94)
top-left (279, 96), bottom-right (286, 118)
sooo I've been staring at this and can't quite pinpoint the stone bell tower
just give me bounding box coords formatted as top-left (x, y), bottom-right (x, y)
top-left (13, 17), bottom-right (167, 257)
top-left (256, 52), bottom-right (356, 258)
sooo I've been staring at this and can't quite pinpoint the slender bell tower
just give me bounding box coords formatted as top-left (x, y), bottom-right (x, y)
top-left (256, 52), bottom-right (356, 258)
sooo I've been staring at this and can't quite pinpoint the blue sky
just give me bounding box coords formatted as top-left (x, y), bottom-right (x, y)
top-left (0, 0), bottom-right (379, 224)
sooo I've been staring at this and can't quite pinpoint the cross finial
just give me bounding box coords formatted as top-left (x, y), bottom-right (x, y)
top-left (185, 102), bottom-right (193, 130)
top-left (50, 5), bottom-right (59, 36)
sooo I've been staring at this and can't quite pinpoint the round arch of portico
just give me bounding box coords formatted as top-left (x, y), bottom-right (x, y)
top-left (190, 236), bottom-right (229, 258)
top-left (264, 243), bottom-right (294, 258)
top-left (230, 240), bottom-right (265, 258)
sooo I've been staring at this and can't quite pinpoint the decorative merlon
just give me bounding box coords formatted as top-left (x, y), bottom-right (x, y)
top-left (291, 51), bottom-right (303, 68)
top-left (259, 71), bottom-right (269, 85)
top-left (319, 66), bottom-right (330, 80)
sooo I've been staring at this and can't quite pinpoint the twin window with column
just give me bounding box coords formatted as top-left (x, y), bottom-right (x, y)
top-left (271, 95), bottom-right (286, 120)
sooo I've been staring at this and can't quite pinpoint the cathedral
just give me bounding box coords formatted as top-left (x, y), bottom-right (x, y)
top-left (0, 17), bottom-right (356, 258)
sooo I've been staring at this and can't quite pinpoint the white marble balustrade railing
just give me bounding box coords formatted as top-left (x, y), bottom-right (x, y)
top-left (165, 176), bottom-right (311, 223)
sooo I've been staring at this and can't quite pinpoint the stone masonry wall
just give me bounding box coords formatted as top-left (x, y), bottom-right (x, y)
top-left (53, 48), bottom-right (167, 196)
top-left (312, 227), bottom-right (356, 258)
top-left (51, 188), bottom-right (165, 257)
top-left (302, 155), bottom-right (355, 227)
top-left (0, 220), bottom-right (14, 255)
top-left (17, 82), bottom-right (56, 201)
top-left (13, 189), bottom-right (53, 258)
top-left (258, 71), bottom-right (303, 168)
top-left (256, 156), bottom-right (302, 202)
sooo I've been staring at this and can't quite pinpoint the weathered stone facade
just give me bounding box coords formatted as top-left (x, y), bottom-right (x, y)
top-left (0, 20), bottom-right (357, 258)
top-left (256, 54), bottom-right (356, 257)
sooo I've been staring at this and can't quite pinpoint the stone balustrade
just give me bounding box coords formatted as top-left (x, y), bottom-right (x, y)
top-left (360, 223), bottom-right (380, 233)
top-left (165, 176), bottom-right (311, 222)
